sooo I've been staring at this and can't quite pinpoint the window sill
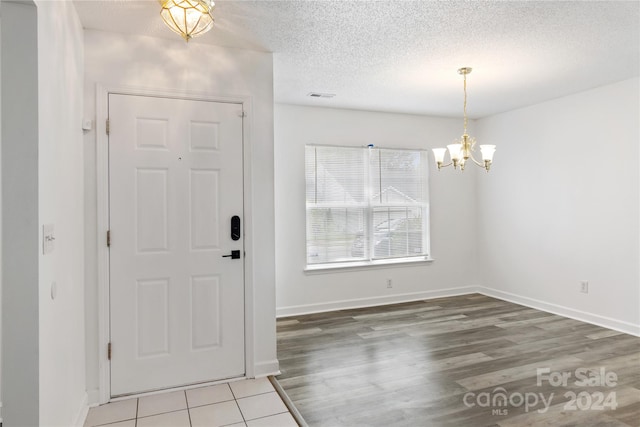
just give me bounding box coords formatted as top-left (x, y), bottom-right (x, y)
top-left (304, 256), bottom-right (433, 274)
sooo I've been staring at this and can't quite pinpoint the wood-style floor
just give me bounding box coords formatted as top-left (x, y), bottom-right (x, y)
top-left (276, 294), bottom-right (640, 427)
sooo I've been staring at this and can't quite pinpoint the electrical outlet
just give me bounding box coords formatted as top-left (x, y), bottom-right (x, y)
top-left (580, 281), bottom-right (589, 294)
top-left (387, 279), bottom-right (393, 288)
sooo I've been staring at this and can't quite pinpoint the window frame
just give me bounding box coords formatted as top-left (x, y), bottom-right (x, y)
top-left (304, 144), bottom-right (433, 271)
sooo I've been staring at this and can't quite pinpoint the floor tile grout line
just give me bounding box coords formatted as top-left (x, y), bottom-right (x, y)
top-left (228, 383), bottom-right (247, 424)
top-left (234, 398), bottom-right (247, 424)
top-left (234, 390), bottom-right (279, 401)
top-left (228, 383), bottom-right (238, 401)
top-left (184, 391), bottom-right (193, 427)
top-left (92, 417), bottom-right (137, 427)
top-left (242, 410), bottom-right (290, 423)
top-left (136, 408), bottom-right (190, 420)
top-left (235, 391), bottom-right (292, 423)
top-left (184, 387), bottom-right (192, 409)
top-left (187, 397), bottom-right (236, 409)
top-left (131, 391), bottom-right (283, 421)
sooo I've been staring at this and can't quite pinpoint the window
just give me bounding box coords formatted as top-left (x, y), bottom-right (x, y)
top-left (305, 145), bottom-right (430, 267)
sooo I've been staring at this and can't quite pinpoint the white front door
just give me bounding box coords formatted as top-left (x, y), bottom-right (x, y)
top-left (108, 94), bottom-right (245, 396)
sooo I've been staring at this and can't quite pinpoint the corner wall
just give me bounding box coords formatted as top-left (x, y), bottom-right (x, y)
top-left (1, 1), bottom-right (85, 425)
top-left (476, 77), bottom-right (640, 334)
top-left (1, 2), bottom-right (39, 425)
top-left (83, 29), bottom-right (277, 400)
top-left (274, 104), bottom-right (480, 315)
top-left (36, 0), bottom-right (87, 425)
top-left (0, 12), bottom-right (3, 425)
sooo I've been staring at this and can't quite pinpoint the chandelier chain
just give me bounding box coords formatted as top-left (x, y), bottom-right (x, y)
top-left (463, 72), bottom-right (468, 134)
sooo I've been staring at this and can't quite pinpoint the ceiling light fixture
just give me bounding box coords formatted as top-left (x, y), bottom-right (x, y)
top-left (160, 0), bottom-right (215, 42)
top-left (432, 67), bottom-right (496, 172)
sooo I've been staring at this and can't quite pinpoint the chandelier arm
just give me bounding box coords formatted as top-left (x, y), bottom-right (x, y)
top-left (468, 153), bottom-right (484, 168)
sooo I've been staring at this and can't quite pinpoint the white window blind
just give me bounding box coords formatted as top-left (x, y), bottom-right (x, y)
top-left (306, 145), bottom-right (430, 266)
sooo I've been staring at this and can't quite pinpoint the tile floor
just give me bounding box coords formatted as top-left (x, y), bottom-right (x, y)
top-left (84, 378), bottom-right (298, 427)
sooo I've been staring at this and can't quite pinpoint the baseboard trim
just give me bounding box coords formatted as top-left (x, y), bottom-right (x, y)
top-left (478, 287), bottom-right (640, 337)
top-left (74, 393), bottom-right (89, 427)
top-left (276, 286), bottom-right (478, 318)
top-left (253, 360), bottom-right (280, 378)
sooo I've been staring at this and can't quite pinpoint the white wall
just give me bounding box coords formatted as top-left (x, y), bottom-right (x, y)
top-left (0, 12), bottom-right (3, 425)
top-left (36, 0), bottom-right (87, 425)
top-left (83, 29), bottom-right (277, 400)
top-left (274, 104), bottom-right (480, 315)
top-left (476, 77), bottom-right (640, 334)
top-left (1, 2), bottom-right (40, 425)
top-left (1, 1), bottom-right (85, 425)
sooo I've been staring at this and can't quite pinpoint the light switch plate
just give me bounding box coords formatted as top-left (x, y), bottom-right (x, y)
top-left (43, 224), bottom-right (55, 254)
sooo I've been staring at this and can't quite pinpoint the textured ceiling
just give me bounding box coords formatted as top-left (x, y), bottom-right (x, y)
top-left (74, 0), bottom-right (640, 118)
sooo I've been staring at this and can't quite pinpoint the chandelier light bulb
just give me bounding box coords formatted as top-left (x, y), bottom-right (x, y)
top-left (447, 144), bottom-right (462, 161)
top-left (480, 145), bottom-right (496, 162)
top-left (432, 148), bottom-right (447, 163)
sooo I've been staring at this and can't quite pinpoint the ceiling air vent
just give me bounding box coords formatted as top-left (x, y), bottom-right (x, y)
top-left (307, 92), bottom-right (336, 99)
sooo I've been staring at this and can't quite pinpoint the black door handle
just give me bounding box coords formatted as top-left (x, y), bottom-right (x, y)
top-left (222, 250), bottom-right (241, 259)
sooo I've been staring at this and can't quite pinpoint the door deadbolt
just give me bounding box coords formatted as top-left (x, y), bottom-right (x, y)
top-left (231, 215), bottom-right (241, 241)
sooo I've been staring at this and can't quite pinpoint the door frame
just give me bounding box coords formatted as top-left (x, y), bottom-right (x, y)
top-left (95, 84), bottom-right (256, 403)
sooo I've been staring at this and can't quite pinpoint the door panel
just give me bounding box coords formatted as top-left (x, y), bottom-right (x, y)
top-left (109, 94), bottom-right (245, 396)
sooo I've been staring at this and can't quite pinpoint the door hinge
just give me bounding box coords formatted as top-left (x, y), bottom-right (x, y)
top-left (107, 230), bottom-right (111, 247)
top-left (106, 118), bottom-right (110, 135)
top-left (107, 342), bottom-right (112, 360)
top-left (238, 111), bottom-right (246, 118)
